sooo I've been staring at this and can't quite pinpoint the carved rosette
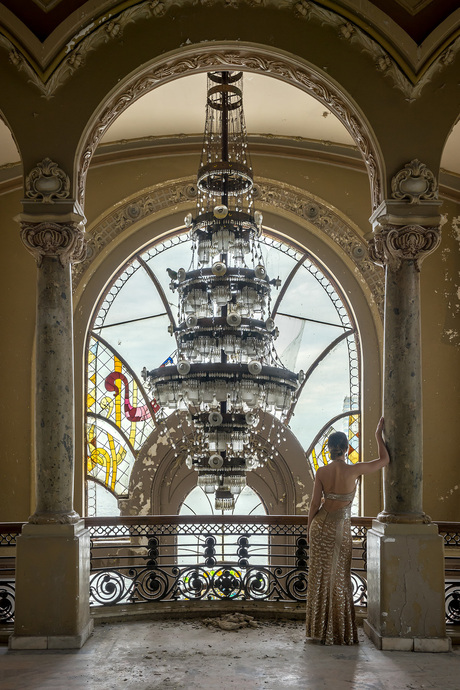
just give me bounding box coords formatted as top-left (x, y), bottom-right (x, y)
top-left (368, 224), bottom-right (441, 271)
top-left (20, 221), bottom-right (87, 267)
top-left (391, 159), bottom-right (438, 204)
top-left (25, 158), bottom-right (71, 203)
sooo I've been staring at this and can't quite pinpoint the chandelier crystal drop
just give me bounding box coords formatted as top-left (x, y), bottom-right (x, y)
top-left (143, 71), bottom-right (301, 510)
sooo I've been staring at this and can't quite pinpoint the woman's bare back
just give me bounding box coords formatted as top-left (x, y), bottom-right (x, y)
top-left (317, 462), bottom-right (358, 512)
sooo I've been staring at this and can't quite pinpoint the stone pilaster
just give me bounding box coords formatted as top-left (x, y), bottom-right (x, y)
top-left (364, 161), bottom-right (449, 652)
top-left (11, 208), bottom-right (93, 649)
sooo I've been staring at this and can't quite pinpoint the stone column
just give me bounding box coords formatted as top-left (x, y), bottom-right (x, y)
top-left (374, 223), bottom-right (439, 523)
top-left (10, 212), bottom-right (94, 649)
top-left (363, 161), bottom-right (450, 652)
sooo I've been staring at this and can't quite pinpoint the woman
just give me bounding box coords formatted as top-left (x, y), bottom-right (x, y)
top-left (305, 417), bottom-right (389, 645)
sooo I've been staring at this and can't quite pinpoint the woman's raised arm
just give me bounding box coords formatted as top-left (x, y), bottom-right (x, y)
top-left (353, 417), bottom-right (390, 476)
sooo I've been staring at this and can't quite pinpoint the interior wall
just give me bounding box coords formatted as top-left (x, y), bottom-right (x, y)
top-left (420, 199), bottom-right (460, 521)
top-left (0, 188), bottom-right (35, 522)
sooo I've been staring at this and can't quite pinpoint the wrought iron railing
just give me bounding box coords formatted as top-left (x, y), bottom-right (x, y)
top-left (86, 515), bottom-right (370, 608)
top-left (1, 517), bottom-right (459, 625)
top-left (0, 522), bottom-right (22, 625)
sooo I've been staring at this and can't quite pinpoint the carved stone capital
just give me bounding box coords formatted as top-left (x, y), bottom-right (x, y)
top-left (368, 223), bottom-right (441, 271)
top-left (391, 159), bottom-right (438, 205)
top-left (20, 220), bottom-right (87, 267)
top-left (25, 158), bottom-right (71, 204)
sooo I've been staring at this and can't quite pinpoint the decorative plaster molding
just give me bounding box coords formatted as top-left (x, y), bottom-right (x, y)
top-left (25, 158), bottom-right (71, 203)
top-left (21, 220), bottom-right (87, 267)
top-left (391, 159), bottom-right (438, 204)
top-left (72, 176), bottom-right (384, 317)
top-left (396, 0), bottom-right (432, 16)
top-left (78, 47), bottom-right (382, 210)
top-left (368, 223), bottom-right (441, 271)
top-left (1, 0), bottom-right (458, 102)
top-left (32, 0), bottom-right (63, 12)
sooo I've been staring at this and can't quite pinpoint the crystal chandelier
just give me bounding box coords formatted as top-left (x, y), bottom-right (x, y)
top-left (144, 71), bottom-right (301, 510)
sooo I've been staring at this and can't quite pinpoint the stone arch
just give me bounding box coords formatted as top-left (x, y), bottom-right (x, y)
top-left (76, 43), bottom-right (384, 212)
top-left (0, 109), bottom-right (21, 164)
top-left (440, 111), bottom-right (460, 171)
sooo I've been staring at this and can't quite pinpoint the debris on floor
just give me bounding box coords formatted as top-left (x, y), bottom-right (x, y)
top-left (202, 612), bottom-right (259, 631)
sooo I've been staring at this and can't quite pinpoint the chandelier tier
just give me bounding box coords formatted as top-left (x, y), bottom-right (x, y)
top-left (144, 71), bottom-right (301, 509)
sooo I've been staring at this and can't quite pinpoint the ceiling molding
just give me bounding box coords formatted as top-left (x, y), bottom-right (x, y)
top-left (1, 135), bottom-right (458, 203)
top-left (394, 1), bottom-right (433, 17)
top-left (1, 136), bottom-right (458, 203)
top-left (0, 0), bottom-right (459, 96)
top-left (33, 0), bottom-right (63, 12)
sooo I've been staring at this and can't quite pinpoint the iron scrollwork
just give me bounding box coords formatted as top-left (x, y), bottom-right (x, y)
top-left (82, 518), bottom-right (460, 626)
top-left (0, 582), bottom-right (15, 623)
top-left (445, 583), bottom-right (460, 625)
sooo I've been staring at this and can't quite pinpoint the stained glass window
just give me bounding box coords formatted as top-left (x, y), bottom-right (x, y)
top-left (85, 229), bottom-right (361, 516)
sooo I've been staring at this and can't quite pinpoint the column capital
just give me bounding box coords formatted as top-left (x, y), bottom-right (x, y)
top-left (367, 222), bottom-right (441, 271)
top-left (18, 218), bottom-right (87, 267)
top-left (367, 159), bottom-right (442, 271)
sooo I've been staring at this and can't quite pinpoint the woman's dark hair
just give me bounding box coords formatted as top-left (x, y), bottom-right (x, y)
top-left (327, 431), bottom-right (348, 459)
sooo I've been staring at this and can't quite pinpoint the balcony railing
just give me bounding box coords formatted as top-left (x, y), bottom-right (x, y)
top-left (1, 517), bottom-right (459, 626)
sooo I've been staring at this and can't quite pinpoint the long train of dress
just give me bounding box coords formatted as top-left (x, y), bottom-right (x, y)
top-left (305, 491), bottom-right (358, 645)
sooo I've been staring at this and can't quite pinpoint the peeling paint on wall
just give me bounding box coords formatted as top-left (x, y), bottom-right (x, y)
top-left (438, 485), bottom-right (459, 502)
top-left (296, 494), bottom-right (311, 513)
top-left (439, 216), bottom-right (460, 347)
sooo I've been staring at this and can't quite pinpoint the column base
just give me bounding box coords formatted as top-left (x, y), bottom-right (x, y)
top-left (9, 619), bottom-right (94, 650)
top-left (10, 520), bottom-right (92, 649)
top-left (364, 619), bottom-right (451, 652)
top-left (366, 520), bottom-right (448, 649)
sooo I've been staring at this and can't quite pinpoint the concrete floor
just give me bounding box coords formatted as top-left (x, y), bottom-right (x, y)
top-left (0, 619), bottom-right (459, 690)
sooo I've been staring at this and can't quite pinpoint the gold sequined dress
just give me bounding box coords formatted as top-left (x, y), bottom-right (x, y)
top-left (305, 488), bottom-right (358, 645)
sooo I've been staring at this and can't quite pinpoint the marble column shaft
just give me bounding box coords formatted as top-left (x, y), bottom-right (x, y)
top-left (369, 220), bottom-right (441, 522)
top-left (34, 257), bottom-right (77, 520)
top-left (383, 259), bottom-right (423, 518)
top-left (20, 218), bottom-right (86, 523)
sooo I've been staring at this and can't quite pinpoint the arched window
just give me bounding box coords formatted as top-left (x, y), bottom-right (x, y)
top-left (86, 229), bottom-right (361, 516)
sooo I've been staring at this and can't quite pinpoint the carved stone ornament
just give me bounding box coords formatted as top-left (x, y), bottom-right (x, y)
top-left (20, 221), bottom-right (87, 267)
top-left (368, 223), bottom-right (441, 271)
top-left (391, 159), bottom-right (438, 204)
top-left (25, 158), bottom-right (71, 204)
top-left (72, 176), bottom-right (384, 318)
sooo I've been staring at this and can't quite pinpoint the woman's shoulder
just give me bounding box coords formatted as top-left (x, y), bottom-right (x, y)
top-left (316, 465), bottom-right (329, 479)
